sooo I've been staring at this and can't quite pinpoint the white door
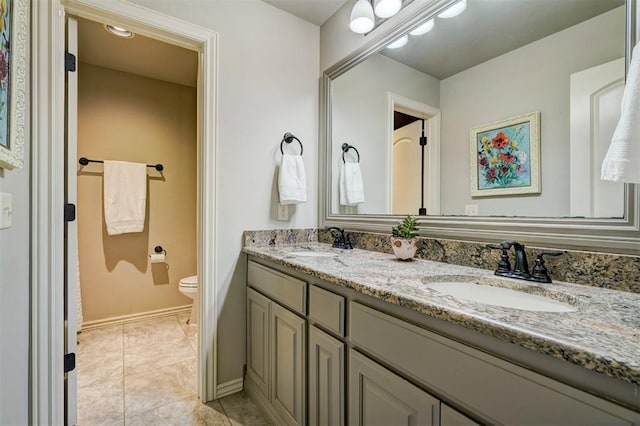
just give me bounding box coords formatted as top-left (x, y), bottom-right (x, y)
top-left (64, 15), bottom-right (79, 426)
top-left (570, 58), bottom-right (625, 217)
top-left (392, 120), bottom-right (424, 215)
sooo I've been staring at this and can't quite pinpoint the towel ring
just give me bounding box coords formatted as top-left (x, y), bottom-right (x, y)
top-left (280, 132), bottom-right (304, 155)
top-left (342, 143), bottom-right (360, 163)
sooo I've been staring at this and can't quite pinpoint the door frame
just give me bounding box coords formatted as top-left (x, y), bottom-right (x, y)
top-left (387, 93), bottom-right (441, 215)
top-left (31, 1), bottom-right (219, 423)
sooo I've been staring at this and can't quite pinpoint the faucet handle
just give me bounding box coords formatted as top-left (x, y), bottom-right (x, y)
top-left (486, 243), bottom-right (511, 273)
top-left (530, 251), bottom-right (564, 283)
top-left (344, 234), bottom-right (353, 250)
top-left (325, 227), bottom-right (346, 248)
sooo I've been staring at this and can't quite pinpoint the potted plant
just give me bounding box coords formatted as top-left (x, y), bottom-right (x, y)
top-left (391, 215), bottom-right (419, 260)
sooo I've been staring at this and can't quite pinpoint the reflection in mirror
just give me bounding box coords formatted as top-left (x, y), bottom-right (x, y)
top-left (330, 0), bottom-right (626, 218)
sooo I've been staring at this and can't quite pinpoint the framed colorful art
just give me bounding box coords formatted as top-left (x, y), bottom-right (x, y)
top-left (470, 112), bottom-right (540, 197)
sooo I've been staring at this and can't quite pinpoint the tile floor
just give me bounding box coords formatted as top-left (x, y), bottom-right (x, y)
top-left (76, 312), bottom-right (270, 425)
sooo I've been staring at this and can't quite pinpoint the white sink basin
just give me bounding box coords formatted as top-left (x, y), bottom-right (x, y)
top-left (289, 251), bottom-right (338, 258)
top-left (425, 280), bottom-right (576, 312)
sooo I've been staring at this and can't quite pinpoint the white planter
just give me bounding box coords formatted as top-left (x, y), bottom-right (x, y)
top-left (391, 237), bottom-right (418, 260)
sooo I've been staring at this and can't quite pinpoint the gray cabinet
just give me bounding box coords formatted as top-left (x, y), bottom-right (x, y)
top-left (349, 350), bottom-right (439, 426)
top-left (309, 325), bottom-right (344, 426)
top-left (247, 258), bottom-right (639, 426)
top-left (440, 404), bottom-right (479, 426)
top-left (350, 301), bottom-right (637, 425)
top-left (246, 287), bottom-right (305, 426)
top-left (271, 302), bottom-right (305, 426)
top-left (246, 288), bottom-right (270, 399)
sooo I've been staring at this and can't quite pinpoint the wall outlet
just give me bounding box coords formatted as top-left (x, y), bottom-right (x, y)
top-left (277, 204), bottom-right (289, 221)
top-left (465, 204), bottom-right (479, 216)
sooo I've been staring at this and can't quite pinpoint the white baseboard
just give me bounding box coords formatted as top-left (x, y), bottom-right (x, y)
top-left (81, 304), bottom-right (192, 331)
top-left (216, 378), bottom-right (244, 399)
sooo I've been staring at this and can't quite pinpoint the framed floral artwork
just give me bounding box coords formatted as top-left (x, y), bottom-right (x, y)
top-left (470, 112), bottom-right (540, 197)
top-left (0, 0), bottom-right (28, 170)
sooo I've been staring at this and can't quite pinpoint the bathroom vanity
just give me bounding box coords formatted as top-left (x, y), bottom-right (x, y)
top-left (243, 243), bottom-right (640, 425)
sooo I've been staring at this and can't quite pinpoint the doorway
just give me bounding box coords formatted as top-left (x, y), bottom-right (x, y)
top-left (31, 1), bottom-right (218, 424)
top-left (69, 14), bottom-right (200, 424)
top-left (388, 93), bottom-right (441, 216)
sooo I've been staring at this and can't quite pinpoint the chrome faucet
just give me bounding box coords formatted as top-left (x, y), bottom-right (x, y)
top-left (325, 227), bottom-right (353, 249)
top-left (487, 241), bottom-right (563, 283)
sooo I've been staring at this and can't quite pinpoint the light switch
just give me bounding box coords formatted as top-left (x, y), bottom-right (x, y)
top-left (0, 192), bottom-right (13, 229)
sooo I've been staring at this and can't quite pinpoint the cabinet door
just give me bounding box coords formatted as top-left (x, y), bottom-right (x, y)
top-left (349, 350), bottom-right (439, 426)
top-left (271, 302), bottom-right (306, 426)
top-left (441, 404), bottom-right (479, 426)
top-left (309, 326), bottom-right (345, 426)
top-left (247, 288), bottom-right (271, 399)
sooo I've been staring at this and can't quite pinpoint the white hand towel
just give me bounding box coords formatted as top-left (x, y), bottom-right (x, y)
top-left (339, 162), bottom-right (365, 206)
top-left (278, 154), bottom-right (307, 205)
top-left (104, 160), bottom-right (147, 235)
top-left (601, 42), bottom-right (640, 183)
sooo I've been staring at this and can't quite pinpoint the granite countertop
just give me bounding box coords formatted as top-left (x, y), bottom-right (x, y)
top-left (243, 242), bottom-right (640, 386)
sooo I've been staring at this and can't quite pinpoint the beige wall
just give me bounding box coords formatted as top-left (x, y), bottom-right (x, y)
top-left (77, 63), bottom-right (197, 322)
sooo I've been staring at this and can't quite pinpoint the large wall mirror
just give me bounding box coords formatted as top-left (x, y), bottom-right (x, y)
top-left (321, 0), bottom-right (640, 253)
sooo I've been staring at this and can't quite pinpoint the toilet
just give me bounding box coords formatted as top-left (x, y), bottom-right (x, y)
top-left (178, 275), bottom-right (198, 326)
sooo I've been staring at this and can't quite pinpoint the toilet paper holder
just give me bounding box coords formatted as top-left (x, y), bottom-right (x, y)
top-left (149, 246), bottom-right (167, 264)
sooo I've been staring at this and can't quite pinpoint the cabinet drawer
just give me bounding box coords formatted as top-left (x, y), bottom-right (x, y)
top-left (350, 302), bottom-right (636, 425)
top-left (248, 261), bottom-right (306, 315)
top-left (308, 285), bottom-right (345, 336)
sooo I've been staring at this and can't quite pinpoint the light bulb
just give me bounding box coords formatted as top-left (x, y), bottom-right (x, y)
top-left (437, 0), bottom-right (467, 19)
top-left (349, 0), bottom-right (375, 34)
top-left (386, 35), bottom-right (408, 49)
top-left (409, 19), bottom-right (434, 36)
top-left (374, 0), bottom-right (402, 19)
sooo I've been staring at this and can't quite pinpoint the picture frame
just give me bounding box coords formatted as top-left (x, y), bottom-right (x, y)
top-left (0, 0), bottom-right (28, 170)
top-left (470, 111), bottom-right (540, 197)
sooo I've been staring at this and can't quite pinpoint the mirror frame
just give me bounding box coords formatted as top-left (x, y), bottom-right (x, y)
top-left (320, 0), bottom-right (640, 254)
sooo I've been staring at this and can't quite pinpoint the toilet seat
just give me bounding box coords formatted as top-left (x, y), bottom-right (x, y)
top-left (179, 275), bottom-right (198, 289)
top-left (178, 275), bottom-right (199, 326)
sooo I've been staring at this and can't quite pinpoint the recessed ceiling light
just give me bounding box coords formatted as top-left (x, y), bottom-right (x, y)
top-left (104, 24), bottom-right (135, 39)
top-left (386, 35), bottom-right (408, 49)
top-left (437, 0), bottom-right (467, 19)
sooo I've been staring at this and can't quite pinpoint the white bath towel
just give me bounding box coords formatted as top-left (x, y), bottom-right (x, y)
top-left (104, 160), bottom-right (147, 235)
top-left (601, 42), bottom-right (640, 183)
top-left (339, 162), bottom-right (365, 206)
top-left (278, 154), bottom-right (307, 205)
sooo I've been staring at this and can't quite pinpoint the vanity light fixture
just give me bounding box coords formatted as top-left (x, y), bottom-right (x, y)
top-left (437, 0), bottom-right (467, 19)
top-left (104, 24), bottom-right (135, 38)
top-left (349, 0), bottom-right (375, 34)
top-left (409, 18), bottom-right (434, 36)
top-left (374, 0), bottom-right (402, 18)
top-left (386, 35), bottom-right (408, 49)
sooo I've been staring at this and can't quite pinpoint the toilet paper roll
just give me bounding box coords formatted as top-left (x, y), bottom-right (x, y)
top-left (149, 253), bottom-right (166, 263)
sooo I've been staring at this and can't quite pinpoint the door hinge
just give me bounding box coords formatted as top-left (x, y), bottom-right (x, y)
top-left (64, 353), bottom-right (76, 373)
top-left (65, 51), bottom-right (76, 72)
top-left (64, 203), bottom-right (76, 222)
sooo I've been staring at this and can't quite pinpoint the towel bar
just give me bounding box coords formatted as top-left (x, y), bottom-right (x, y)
top-left (79, 157), bottom-right (164, 172)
